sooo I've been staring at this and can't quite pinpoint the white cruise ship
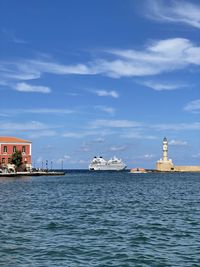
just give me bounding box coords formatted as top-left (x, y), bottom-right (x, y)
top-left (89, 156), bottom-right (126, 171)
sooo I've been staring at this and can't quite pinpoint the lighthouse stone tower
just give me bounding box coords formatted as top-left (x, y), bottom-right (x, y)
top-left (163, 137), bottom-right (168, 161)
top-left (156, 137), bottom-right (174, 171)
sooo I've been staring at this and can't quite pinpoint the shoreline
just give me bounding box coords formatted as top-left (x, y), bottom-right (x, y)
top-left (0, 171), bottom-right (66, 177)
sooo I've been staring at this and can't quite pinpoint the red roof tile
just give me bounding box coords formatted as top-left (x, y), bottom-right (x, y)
top-left (0, 136), bottom-right (31, 143)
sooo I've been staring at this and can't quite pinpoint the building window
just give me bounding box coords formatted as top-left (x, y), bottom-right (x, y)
top-left (3, 146), bottom-right (7, 153)
top-left (22, 146), bottom-right (26, 153)
top-left (13, 146), bottom-right (16, 153)
top-left (8, 158), bottom-right (11, 163)
top-left (2, 158), bottom-right (5, 163)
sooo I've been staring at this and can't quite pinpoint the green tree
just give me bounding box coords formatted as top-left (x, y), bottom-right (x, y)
top-left (11, 150), bottom-right (23, 169)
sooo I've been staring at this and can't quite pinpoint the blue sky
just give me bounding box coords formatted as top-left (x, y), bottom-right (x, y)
top-left (1, 0), bottom-right (200, 169)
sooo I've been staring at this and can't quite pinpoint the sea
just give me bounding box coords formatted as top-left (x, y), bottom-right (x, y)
top-left (0, 170), bottom-right (200, 267)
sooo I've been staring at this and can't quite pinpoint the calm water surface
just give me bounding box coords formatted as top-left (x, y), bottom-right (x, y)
top-left (0, 171), bottom-right (200, 266)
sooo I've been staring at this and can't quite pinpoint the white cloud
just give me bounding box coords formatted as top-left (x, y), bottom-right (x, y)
top-left (0, 60), bottom-right (94, 81)
top-left (55, 155), bottom-right (72, 165)
top-left (0, 62), bottom-right (41, 81)
top-left (66, 92), bottom-right (80, 97)
top-left (0, 108), bottom-right (76, 116)
top-left (12, 37), bottom-right (27, 44)
top-left (62, 130), bottom-right (97, 138)
top-left (0, 121), bottom-right (60, 138)
top-left (0, 121), bottom-right (50, 131)
top-left (1, 37), bottom-right (200, 84)
top-left (145, 0), bottom-right (200, 29)
top-left (153, 122), bottom-right (200, 131)
top-left (26, 108), bottom-right (75, 114)
top-left (94, 106), bottom-right (116, 116)
top-left (109, 145), bottom-right (128, 152)
top-left (63, 155), bottom-right (71, 160)
top-left (139, 81), bottom-right (187, 91)
top-left (27, 60), bottom-right (94, 75)
top-left (184, 99), bottom-right (200, 113)
top-left (0, 121), bottom-right (57, 139)
top-left (94, 90), bottom-right (119, 98)
top-left (93, 58), bottom-right (160, 77)
top-left (135, 154), bottom-right (155, 160)
top-left (66, 159), bottom-right (89, 165)
top-left (15, 82), bottom-right (51, 93)
top-left (79, 143), bottom-right (91, 152)
top-left (63, 132), bottom-right (84, 138)
top-left (5, 72), bottom-right (40, 81)
top-left (121, 131), bottom-right (156, 140)
top-left (143, 154), bottom-right (155, 160)
top-left (105, 38), bottom-right (200, 77)
top-left (192, 153), bottom-right (200, 158)
top-left (28, 130), bottom-right (57, 138)
top-left (0, 80), bottom-right (8, 86)
top-left (2, 28), bottom-right (28, 44)
top-left (168, 139), bottom-right (188, 146)
top-left (89, 119), bottom-right (142, 129)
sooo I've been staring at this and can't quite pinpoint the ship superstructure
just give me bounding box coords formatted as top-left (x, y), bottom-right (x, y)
top-left (89, 156), bottom-right (126, 171)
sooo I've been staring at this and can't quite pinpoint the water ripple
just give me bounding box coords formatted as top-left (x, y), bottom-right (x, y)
top-left (0, 172), bottom-right (200, 266)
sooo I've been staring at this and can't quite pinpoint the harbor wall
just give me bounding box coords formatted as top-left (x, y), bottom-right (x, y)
top-left (156, 161), bottom-right (200, 172)
top-left (156, 137), bottom-right (200, 172)
top-left (174, 166), bottom-right (200, 172)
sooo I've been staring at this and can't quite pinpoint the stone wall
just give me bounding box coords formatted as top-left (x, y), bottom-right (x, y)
top-left (156, 162), bottom-right (200, 172)
top-left (174, 166), bottom-right (200, 172)
top-left (156, 160), bottom-right (174, 171)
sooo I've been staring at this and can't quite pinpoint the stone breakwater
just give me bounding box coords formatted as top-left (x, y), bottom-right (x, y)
top-left (156, 137), bottom-right (200, 172)
top-left (173, 166), bottom-right (200, 172)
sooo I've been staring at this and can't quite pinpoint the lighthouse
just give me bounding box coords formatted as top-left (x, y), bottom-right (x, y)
top-left (163, 137), bottom-right (168, 162)
top-left (156, 137), bottom-right (200, 172)
top-left (156, 137), bottom-right (174, 171)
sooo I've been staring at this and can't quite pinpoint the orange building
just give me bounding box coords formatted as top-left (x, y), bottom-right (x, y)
top-left (0, 137), bottom-right (32, 167)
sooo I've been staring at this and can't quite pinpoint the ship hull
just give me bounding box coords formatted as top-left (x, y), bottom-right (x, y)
top-left (89, 164), bottom-right (126, 171)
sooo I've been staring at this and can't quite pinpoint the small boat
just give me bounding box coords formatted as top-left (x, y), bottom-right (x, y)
top-left (130, 168), bottom-right (147, 173)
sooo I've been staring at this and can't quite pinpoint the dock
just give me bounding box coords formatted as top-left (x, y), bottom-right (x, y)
top-left (0, 171), bottom-right (66, 177)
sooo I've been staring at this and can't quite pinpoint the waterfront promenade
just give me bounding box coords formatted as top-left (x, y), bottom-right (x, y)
top-left (0, 171), bottom-right (65, 177)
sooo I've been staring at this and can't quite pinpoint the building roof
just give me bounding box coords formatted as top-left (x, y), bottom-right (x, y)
top-left (0, 136), bottom-right (31, 143)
